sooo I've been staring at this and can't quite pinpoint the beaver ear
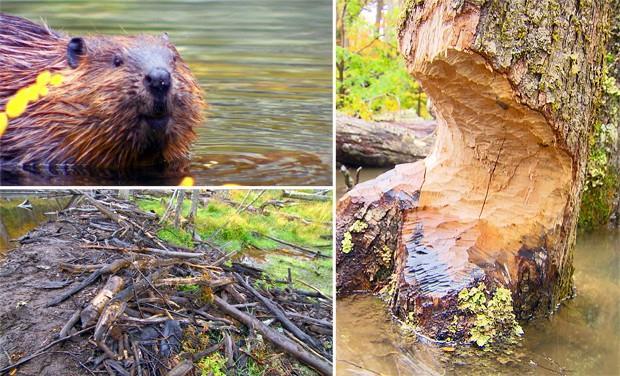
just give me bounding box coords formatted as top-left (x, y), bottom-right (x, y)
top-left (67, 37), bottom-right (85, 69)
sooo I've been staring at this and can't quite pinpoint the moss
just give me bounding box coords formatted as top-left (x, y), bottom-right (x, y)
top-left (197, 353), bottom-right (227, 376)
top-left (341, 220), bottom-right (367, 254)
top-left (457, 283), bottom-right (523, 348)
top-left (349, 220), bottom-right (368, 233)
top-left (341, 231), bottom-right (353, 254)
top-left (379, 245), bottom-right (392, 265)
top-left (579, 54), bottom-right (620, 230)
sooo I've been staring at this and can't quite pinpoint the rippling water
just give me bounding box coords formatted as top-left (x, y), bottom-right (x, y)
top-left (0, 0), bottom-right (332, 186)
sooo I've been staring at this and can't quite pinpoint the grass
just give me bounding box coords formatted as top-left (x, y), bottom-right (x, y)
top-left (135, 190), bottom-right (333, 293)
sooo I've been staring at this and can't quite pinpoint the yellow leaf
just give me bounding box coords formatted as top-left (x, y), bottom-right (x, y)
top-left (50, 73), bottom-right (64, 86)
top-left (38, 85), bottom-right (49, 97)
top-left (6, 95), bottom-right (28, 118)
top-left (0, 112), bottom-right (7, 136)
top-left (179, 176), bottom-right (195, 186)
top-left (36, 70), bottom-right (51, 86)
top-left (25, 85), bottom-right (39, 102)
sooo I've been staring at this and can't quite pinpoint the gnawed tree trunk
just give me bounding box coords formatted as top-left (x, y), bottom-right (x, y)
top-left (336, 112), bottom-right (435, 167)
top-left (337, 0), bottom-right (610, 342)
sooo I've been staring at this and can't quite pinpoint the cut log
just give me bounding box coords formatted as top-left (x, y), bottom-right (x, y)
top-left (336, 112), bottom-right (435, 167)
top-left (337, 0), bottom-right (610, 342)
top-left (81, 275), bottom-right (124, 327)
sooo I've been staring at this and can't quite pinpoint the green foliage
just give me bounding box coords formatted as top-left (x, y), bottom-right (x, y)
top-left (197, 353), bottom-right (227, 376)
top-left (337, 1), bottom-right (429, 120)
top-left (135, 190), bottom-right (333, 293)
top-left (457, 284), bottom-right (523, 348)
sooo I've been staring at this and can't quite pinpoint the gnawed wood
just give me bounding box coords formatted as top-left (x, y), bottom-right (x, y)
top-left (337, 0), bottom-right (609, 342)
top-left (81, 275), bottom-right (124, 327)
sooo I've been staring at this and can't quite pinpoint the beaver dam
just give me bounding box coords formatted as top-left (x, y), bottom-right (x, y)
top-left (0, 191), bottom-right (333, 375)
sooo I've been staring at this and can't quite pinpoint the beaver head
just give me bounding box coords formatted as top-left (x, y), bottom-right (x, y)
top-left (0, 13), bottom-right (204, 169)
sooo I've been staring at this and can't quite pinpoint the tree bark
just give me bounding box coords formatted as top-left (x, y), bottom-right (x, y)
top-left (337, 0), bottom-right (610, 341)
top-left (336, 112), bottom-right (435, 167)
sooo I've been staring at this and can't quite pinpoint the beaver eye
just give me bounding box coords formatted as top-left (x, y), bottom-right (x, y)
top-left (113, 55), bottom-right (123, 67)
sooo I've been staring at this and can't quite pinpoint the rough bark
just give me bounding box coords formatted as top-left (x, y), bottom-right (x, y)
top-left (336, 112), bottom-right (435, 167)
top-left (337, 0), bottom-right (610, 340)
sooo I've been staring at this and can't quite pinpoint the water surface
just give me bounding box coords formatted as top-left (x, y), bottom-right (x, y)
top-left (0, 0), bottom-right (332, 186)
top-left (337, 230), bottom-right (620, 375)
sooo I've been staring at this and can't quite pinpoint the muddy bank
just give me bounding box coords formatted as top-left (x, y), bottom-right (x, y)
top-left (0, 193), bottom-right (333, 375)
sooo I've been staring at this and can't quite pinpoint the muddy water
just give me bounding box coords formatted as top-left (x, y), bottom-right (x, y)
top-left (0, 194), bottom-right (72, 253)
top-left (337, 229), bottom-right (620, 375)
top-left (0, 0), bottom-right (332, 186)
top-left (336, 167), bottom-right (390, 199)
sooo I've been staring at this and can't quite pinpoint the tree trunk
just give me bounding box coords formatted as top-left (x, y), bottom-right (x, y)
top-left (337, 0), bottom-right (610, 342)
top-left (173, 190), bottom-right (186, 229)
top-left (336, 112), bottom-right (435, 167)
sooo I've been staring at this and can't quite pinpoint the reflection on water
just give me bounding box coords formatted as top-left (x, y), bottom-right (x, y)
top-left (0, 194), bottom-right (72, 253)
top-left (337, 230), bottom-right (620, 375)
top-left (0, 0), bottom-right (332, 186)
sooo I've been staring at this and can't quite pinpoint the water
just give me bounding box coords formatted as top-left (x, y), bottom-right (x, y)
top-left (0, 193), bottom-right (72, 253)
top-left (336, 229), bottom-right (620, 375)
top-left (0, 0), bottom-right (332, 186)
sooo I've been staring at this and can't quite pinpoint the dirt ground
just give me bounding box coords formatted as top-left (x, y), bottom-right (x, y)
top-left (0, 194), bottom-right (333, 376)
top-left (0, 219), bottom-right (121, 375)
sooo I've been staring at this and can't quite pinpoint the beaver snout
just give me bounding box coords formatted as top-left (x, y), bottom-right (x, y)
top-left (145, 67), bottom-right (171, 97)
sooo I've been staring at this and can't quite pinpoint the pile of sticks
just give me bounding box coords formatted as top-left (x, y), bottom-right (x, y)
top-left (1, 192), bottom-right (332, 376)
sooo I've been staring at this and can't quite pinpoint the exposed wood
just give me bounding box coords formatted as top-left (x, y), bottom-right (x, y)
top-left (46, 258), bottom-right (131, 307)
top-left (337, 0), bottom-right (609, 341)
top-left (81, 276), bottom-right (124, 327)
top-left (336, 112), bottom-right (435, 167)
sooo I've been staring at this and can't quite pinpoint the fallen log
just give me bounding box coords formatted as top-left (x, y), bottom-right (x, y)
top-left (337, 0), bottom-right (608, 344)
top-left (81, 275), bottom-right (124, 327)
top-left (213, 296), bottom-right (332, 375)
top-left (336, 112), bottom-right (435, 167)
top-left (282, 190), bottom-right (329, 202)
top-left (46, 258), bottom-right (130, 307)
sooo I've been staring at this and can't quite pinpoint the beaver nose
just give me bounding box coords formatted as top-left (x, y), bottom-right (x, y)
top-left (145, 68), bottom-right (171, 96)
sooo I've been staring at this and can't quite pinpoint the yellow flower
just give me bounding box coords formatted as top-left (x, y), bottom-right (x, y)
top-left (6, 94), bottom-right (28, 118)
top-left (179, 176), bottom-right (195, 186)
top-left (36, 70), bottom-right (51, 86)
top-left (0, 112), bottom-right (7, 136)
top-left (50, 74), bottom-right (64, 86)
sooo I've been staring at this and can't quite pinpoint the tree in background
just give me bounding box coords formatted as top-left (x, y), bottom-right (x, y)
top-left (336, 0), bottom-right (430, 120)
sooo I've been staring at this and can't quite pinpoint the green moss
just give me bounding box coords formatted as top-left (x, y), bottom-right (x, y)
top-left (197, 353), bottom-right (227, 376)
top-left (579, 54), bottom-right (620, 230)
top-left (341, 231), bottom-right (353, 254)
top-left (457, 284), bottom-right (523, 348)
top-left (341, 220), bottom-right (367, 254)
top-left (349, 220), bottom-right (368, 233)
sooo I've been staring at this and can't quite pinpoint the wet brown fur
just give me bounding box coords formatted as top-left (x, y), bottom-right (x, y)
top-left (0, 13), bottom-right (204, 168)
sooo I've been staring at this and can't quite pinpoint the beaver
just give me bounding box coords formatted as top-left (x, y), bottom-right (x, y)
top-left (0, 13), bottom-right (204, 169)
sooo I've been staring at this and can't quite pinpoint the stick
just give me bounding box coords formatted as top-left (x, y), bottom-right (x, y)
top-left (233, 273), bottom-right (323, 353)
top-left (46, 258), bottom-right (131, 307)
top-left (213, 296), bottom-right (332, 375)
top-left (0, 326), bottom-right (95, 375)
